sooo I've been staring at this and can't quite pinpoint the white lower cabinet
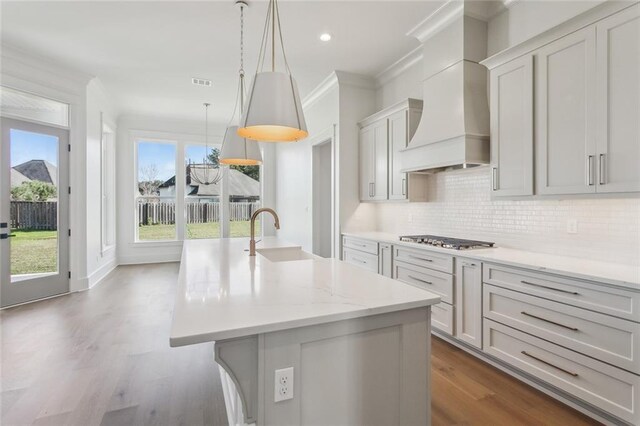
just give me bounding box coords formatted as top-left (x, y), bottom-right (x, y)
top-left (455, 260), bottom-right (482, 349)
top-left (341, 234), bottom-right (640, 423)
top-left (485, 319), bottom-right (640, 424)
top-left (342, 236), bottom-right (379, 273)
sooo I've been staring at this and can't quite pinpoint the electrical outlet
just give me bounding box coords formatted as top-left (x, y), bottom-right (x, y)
top-left (567, 219), bottom-right (578, 234)
top-left (274, 367), bottom-right (294, 402)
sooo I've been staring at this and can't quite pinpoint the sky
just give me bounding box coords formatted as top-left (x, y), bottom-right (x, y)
top-left (10, 129), bottom-right (58, 168)
top-left (137, 141), bottom-right (220, 182)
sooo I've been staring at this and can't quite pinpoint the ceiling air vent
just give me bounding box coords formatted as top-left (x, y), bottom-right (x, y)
top-left (192, 77), bottom-right (212, 87)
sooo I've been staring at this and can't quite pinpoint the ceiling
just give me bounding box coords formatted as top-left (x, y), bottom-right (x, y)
top-left (0, 1), bottom-right (444, 125)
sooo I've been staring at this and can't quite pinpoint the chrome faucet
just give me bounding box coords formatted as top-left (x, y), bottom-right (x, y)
top-left (249, 208), bottom-right (280, 256)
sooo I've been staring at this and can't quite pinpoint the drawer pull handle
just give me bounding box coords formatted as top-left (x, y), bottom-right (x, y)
top-left (520, 280), bottom-right (579, 295)
top-left (409, 255), bottom-right (433, 262)
top-left (353, 258), bottom-right (368, 264)
top-left (521, 311), bottom-right (579, 331)
top-left (521, 351), bottom-right (578, 377)
top-left (408, 275), bottom-right (433, 285)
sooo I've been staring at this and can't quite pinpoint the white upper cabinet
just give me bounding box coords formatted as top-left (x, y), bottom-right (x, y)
top-left (489, 55), bottom-right (534, 197)
top-left (359, 120), bottom-right (388, 201)
top-left (388, 111), bottom-right (407, 200)
top-left (484, 3), bottom-right (640, 197)
top-left (596, 4), bottom-right (640, 193)
top-left (359, 99), bottom-right (425, 202)
top-left (536, 27), bottom-right (597, 195)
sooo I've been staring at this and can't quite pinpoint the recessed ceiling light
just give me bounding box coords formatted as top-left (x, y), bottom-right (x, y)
top-left (319, 33), bottom-right (332, 42)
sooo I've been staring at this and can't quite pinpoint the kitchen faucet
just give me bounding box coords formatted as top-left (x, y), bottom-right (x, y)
top-left (249, 208), bottom-right (280, 256)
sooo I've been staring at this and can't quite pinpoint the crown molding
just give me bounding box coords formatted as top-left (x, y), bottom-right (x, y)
top-left (406, 0), bottom-right (464, 43)
top-left (302, 71), bottom-right (375, 110)
top-left (1, 43), bottom-right (93, 89)
top-left (374, 45), bottom-right (423, 88)
top-left (302, 71), bottom-right (338, 110)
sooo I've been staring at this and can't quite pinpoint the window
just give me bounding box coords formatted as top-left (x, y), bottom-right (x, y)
top-left (133, 139), bottom-right (263, 243)
top-left (228, 162), bottom-right (261, 238)
top-left (101, 119), bottom-right (116, 251)
top-left (136, 140), bottom-right (177, 241)
top-left (184, 144), bottom-right (221, 239)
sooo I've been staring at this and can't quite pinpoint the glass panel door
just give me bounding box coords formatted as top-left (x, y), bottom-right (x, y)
top-left (0, 117), bottom-right (69, 307)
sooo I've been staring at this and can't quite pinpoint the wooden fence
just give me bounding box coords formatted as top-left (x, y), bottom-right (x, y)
top-left (138, 200), bottom-right (260, 225)
top-left (10, 201), bottom-right (58, 230)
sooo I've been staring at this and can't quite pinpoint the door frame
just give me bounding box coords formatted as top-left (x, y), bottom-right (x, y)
top-left (1, 117), bottom-right (70, 307)
top-left (310, 125), bottom-right (337, 258)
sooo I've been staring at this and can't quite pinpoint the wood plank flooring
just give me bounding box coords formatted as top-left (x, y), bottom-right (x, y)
top-left (1, 264), bottom-right (601, 426)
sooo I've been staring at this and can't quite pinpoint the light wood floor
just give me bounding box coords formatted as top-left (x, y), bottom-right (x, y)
top-left (1, 264), bottom-right (601, 426)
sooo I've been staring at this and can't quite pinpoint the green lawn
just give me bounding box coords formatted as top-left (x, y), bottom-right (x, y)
top-left (138, 220), bottom-right (260, 241)
top-left (11, 229), bottom-right (58, 276)
top-left (9, 222), bottom-right (260, 276)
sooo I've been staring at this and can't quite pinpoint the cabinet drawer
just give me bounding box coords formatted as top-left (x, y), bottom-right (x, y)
top-left (395, 261), bottom-right (453, 304)
top-left (483, 263), bottom-right (640, 322)
top-left (394, 246), bottom-right (453, 274)
top-left (484, 319), bottom-right (640, 424)
top-left (431, 302), bottom-right (454, 336)
top-left (484, 284), bottom-right (640, 374)
top-left (342, 247), bottom-right (378, 273)
top-left (342, 236), bottom-right (378, 255)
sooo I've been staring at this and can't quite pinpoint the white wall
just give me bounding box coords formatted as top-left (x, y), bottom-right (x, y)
top-left (85, 78), bottom-right (119, 287)
top-left (275, 85), bottom-right (339, 252)
top-left (375, 60), bottom-right (423, 111)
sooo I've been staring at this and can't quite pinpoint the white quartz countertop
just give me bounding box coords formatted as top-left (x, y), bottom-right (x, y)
top-left (343, 231), bottom-right (640, 290)
top-left (170, 237), bottom-right (441, 347)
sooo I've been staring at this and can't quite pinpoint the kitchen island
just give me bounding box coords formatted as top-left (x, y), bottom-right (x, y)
top-left (170, 237), bottom-right (441, 426)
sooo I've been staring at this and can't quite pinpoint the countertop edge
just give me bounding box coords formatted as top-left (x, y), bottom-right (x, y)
top-left (170, 297), bottom-right (440, 347)
top-left (342, 231), bottom-right (640, 290)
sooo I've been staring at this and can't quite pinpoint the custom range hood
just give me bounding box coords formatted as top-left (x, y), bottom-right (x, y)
top-left (400, 1), bottom-right (490, 173)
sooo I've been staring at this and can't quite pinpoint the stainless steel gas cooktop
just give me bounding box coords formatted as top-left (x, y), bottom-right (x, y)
top-left (398, 235), bottom-right (495, 250)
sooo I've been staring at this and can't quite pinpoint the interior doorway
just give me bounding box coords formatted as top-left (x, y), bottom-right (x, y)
top-left (312, 135), bottom-right (334, 258)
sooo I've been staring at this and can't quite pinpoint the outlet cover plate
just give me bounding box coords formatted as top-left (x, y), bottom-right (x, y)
top-left (274, 367), bottom-right (294, 402)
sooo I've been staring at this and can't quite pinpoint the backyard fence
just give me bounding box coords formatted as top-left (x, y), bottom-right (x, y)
top-left (137, 199), bottom-right (260, 226)
top-left (10, 201), bottom-right (58, 230)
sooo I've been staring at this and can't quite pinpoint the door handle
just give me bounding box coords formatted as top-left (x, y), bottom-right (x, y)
top-left (0, 234), bottom-right (15, 240)
top-left (492, 167), bottom-right (498, 191)
top-left (599, 154), bottom-right (606, 185)
top-left (587, 155), bottom-right (594, 186)
top-left (402, 178), bottom-right (406, 196)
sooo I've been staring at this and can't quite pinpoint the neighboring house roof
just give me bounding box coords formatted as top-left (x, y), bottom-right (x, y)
top-left (13, 160), bottom-right (57, 185)
top-left (10, 168), bottom-right (31, 187)
top-left (160, 165), bottom-right (260, 198)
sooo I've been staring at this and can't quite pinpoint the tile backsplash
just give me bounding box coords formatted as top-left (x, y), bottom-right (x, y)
top-left (351, 167), bottom-right (640, 265)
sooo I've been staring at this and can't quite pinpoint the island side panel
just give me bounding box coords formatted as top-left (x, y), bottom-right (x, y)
top-left (262, 307), bottom-right (431, 425)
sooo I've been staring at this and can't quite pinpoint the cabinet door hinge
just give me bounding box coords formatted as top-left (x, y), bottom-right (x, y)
top-left (68, 144), bottom-right (71, 152)
top-left (68, 186), bottom-right (71, 195)
top-left (68, 229), bottom-right (71, 237)
top-left (68, 271), bottom-right (71, 279)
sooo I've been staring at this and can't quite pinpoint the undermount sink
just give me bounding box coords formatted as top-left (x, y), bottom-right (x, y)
top-left (256, 247), bottom-right (315, 262)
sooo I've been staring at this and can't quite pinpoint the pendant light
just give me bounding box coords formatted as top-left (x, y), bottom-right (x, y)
top-left (220, 0), bottom-right (263, 165)
top-left (237, 0), bottom-right (308, 142)
top-left (190, 102), bottom-right (222, 185)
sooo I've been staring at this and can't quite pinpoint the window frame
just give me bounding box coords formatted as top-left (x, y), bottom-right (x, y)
top-left (100, 116), bottom-right (116, 254)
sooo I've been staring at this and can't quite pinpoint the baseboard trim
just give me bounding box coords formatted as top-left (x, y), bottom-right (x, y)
top-left (87, 258), bottom-right (118, 289)
top-left (432, 330), bottom-right (626, 426)
top-left (118, 253), bottom-right (181, 265)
